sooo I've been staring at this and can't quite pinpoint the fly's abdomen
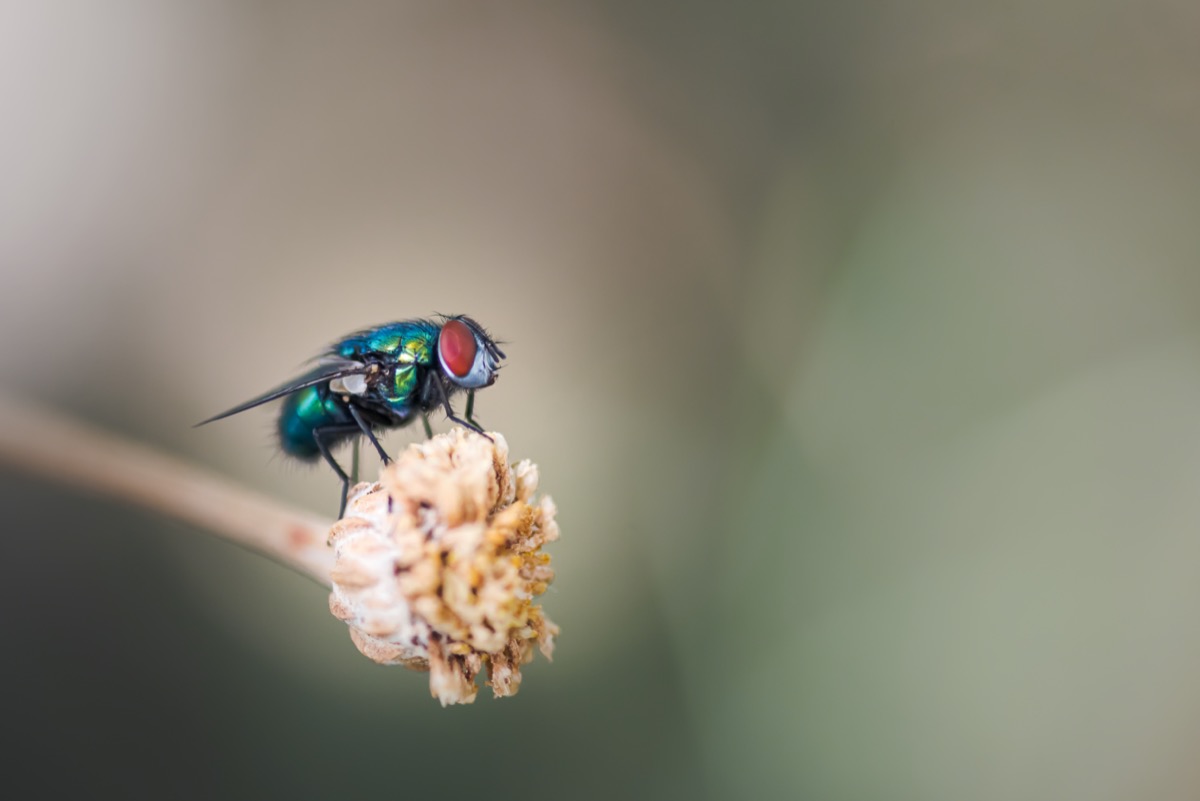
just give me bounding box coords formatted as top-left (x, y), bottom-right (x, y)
top-left (278, 385), bottom-right (350, 460)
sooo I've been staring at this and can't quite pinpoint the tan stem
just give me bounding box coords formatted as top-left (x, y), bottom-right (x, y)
top-left (0, 395), bottom-right (334, 586)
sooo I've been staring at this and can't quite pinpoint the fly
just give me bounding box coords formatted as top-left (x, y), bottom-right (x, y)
top-left (198, 315), bottom-right (505, 516)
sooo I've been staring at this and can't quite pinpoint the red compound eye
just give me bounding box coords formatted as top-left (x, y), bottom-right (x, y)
top-left (439, 319), bottom-right (477, 378)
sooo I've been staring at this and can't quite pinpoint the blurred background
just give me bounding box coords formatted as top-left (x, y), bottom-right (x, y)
top-left (3, 1), bottom-right (1200, 798)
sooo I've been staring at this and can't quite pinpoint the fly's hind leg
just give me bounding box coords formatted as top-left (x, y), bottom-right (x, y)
top-left (313, 424), bottom-right (361, 518)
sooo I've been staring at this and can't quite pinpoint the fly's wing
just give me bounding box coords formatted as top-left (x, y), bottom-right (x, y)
top-left (195, 357), bottom-right (368, 426)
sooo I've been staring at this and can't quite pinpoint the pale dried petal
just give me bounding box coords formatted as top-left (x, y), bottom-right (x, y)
top-left (328, 429), bottom-right (559, 706)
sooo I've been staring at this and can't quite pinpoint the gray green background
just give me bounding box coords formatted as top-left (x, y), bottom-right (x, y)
top-left (2, 2), bottom-right (1200, 799)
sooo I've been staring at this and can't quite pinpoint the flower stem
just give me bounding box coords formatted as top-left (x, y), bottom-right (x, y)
top-left (0, 395), bottom-right (334, 586)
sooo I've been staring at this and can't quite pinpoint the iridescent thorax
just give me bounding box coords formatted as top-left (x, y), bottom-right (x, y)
top-left (336, 321), bottom-right (440, 408)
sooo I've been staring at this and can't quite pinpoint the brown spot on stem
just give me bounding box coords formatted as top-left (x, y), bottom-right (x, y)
top-left (288, 525), bottom-right (315, 550)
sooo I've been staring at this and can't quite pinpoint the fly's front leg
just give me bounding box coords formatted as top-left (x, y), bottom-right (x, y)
top-left (464, 389), bottom-right (484, 431)
top-left (435, 374), bottom-right (491, 441)
top-left (422, 413), bottom-right (433, 439)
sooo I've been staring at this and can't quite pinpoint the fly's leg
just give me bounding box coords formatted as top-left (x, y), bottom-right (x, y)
top-left (422, 413), bottom-right (433, 439)
top-left (350, 438), bottom-right (360, 484)
top-left (434, 374), bottom-right (492, 441)
top-left (348, 405), bottom-right (391, 466)
top-left (464, 389), bottom-right (484, 431)
top-left (313, 424), bottom-right (360, 518)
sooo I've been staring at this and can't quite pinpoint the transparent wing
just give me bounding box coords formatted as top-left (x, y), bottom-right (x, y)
top-left (195, 358), bottom-right (368, 426)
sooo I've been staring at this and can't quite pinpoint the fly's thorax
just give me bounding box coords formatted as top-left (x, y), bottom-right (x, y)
top-left (388, 363), bottom-right (419, 405)
top-left (345, 321), bottom-right (439, 362)
top-left (400, 335), bottom-right (433, 366)
top-left (377, 332), bottom-right (436, 408)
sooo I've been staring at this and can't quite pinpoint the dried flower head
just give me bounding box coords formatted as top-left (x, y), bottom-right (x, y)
top-left (327, 429), bottom-right (559, 705)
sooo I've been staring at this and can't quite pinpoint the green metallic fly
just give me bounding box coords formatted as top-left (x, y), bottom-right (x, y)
top-left (199, 316), bottom-right (504, 516)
